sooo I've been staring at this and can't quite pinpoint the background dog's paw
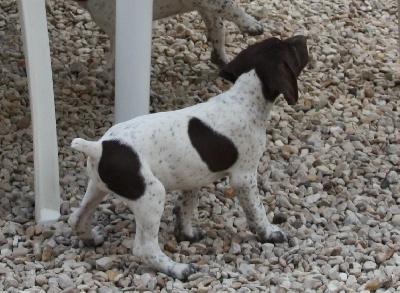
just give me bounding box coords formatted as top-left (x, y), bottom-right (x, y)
top-left (211, 51), bottom-right (230, 67)
top-left (242, 21), bottom-right (264, 36)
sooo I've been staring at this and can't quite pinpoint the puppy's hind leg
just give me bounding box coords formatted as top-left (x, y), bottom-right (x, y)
top-left (173, 189), bottom-right (206, 243)
top-left (69, 180), bottom-right (108, 246)
top-left (126, 176), bottom-right (200, 280)
top-left (231, 173), bottom-right (287, 244)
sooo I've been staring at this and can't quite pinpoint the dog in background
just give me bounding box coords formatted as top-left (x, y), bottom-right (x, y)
top-left (74, 0), bottom-right (264, 81)
top-left (69, 35), bottom-right (309, 279)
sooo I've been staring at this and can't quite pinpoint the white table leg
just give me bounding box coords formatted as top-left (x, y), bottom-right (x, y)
top-left (17, 0), bottom-right (60, 224)
top-left (115, 0), bottom-right (153, 123)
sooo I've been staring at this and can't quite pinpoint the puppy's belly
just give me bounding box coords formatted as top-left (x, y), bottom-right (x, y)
top-left (152, 162), bottom-right (228, 191)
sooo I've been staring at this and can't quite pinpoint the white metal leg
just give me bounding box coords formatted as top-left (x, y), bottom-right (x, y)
top-left (115, 0), bottom-right (153, 123)
top-left (18, 0), bottom-right (60, 224)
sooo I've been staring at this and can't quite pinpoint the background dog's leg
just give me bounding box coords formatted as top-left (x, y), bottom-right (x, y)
top-left (193, 0), bottom-right (263, 36)
top-left (79, 0), bottom-right (116, 82)
top-left (69, 180), bottom-right (108, 246)
top-left (127, 177), bottom-right (200, 280)
top-left (103, 37), bottom-right (115, 83)
top-left (198, 12), bottom-right (229, 67)
top-left (173, 188), bottom-right (205, 243)
top-left (231, 173), bottom-right (287, 244)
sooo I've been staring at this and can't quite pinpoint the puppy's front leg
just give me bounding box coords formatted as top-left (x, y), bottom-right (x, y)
top-left (231, 173), bottom-right (287, 243)
top-left (69, 180), bottom-right (108, 246)
top-left (173, 189), bottom-right (206, 243)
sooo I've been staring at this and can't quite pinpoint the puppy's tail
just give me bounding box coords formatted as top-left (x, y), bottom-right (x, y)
top-left (71, 138), bottom-right (102, 160)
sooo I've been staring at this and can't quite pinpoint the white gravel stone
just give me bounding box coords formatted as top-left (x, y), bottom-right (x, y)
top-left (363, 261), bottom-right (377, 272)
top-left (386, 170), bottom-right (399, 184)
top-left (230, 242), bottom-right (242, 255)
top-left (57, 273), bottom-right (74, 290)
top-left (140, 273), bottom-right (152, 287)
top-left (339, 273), bottom-right (348, 282)
top-left (96, 257), bottom-right (114, 271)
top-left (392, 215), bottom-right (400, 227)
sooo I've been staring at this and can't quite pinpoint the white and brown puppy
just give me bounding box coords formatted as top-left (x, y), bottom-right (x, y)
top-left (69, 36), bottom-right (309, 279)
top-left (74, 0), bottom-right (263, 80)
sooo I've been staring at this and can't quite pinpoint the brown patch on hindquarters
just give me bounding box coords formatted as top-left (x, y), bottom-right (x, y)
top-left (98, 140), bottom-right (146, 200)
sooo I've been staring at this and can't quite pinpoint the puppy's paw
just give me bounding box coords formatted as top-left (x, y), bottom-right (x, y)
top-left (68, 213), bottom-right (79, 230)
top-left (169, 263), bottom-right (201, 280)
top-left (81, 227), bottom-right (106, 247)
top-left (260, 226), bottom-right (288, 244)
top-left (266, 230), bottom-right (287, 244)
top-left (175, 227), bottom-right (206, 243)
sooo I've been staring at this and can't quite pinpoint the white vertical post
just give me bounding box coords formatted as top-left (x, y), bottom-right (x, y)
top-left (18, 0), bottom-right (61, 224)
top-left (115, 0), bottom-right (153, 123)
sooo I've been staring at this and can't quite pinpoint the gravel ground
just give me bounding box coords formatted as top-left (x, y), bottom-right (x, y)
top-left (1, 0), bottom-right (400, 292)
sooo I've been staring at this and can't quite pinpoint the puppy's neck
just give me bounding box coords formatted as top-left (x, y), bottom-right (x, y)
top-left (225, 69), bottom-right (275, 123)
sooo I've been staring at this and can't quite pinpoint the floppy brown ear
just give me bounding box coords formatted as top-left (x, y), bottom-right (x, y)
top-left (256, 61), bottom-right (299, 105)
top-left (219, 57), bottom-right (252, 83)
top-left (219, 70), bottom-right (238, 83)
top-left (219, 38), bottom-right (282, 83)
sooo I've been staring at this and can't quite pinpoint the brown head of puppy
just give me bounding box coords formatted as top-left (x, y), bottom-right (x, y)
top-left (219, 35), bottom-right (309, 105)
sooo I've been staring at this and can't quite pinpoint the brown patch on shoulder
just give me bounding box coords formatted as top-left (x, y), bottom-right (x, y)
top-left (188, 117), bottom-right (238, 172)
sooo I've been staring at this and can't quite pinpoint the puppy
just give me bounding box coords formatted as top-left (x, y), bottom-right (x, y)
top-left (69, 35), bottom-right (309, 279)
top-left (74, 0), bottom-right (264, 80)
